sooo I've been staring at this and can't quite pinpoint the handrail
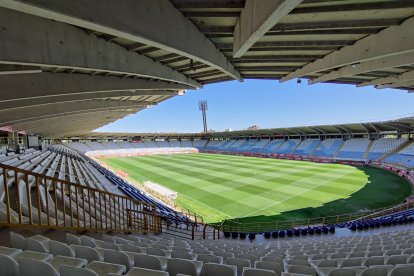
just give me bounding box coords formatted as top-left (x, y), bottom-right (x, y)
top-left (0, 163), bottom-right (159, 234)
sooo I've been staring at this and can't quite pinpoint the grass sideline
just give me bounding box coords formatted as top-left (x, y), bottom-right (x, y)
top-left (102, 153), bottom-right (412, 224)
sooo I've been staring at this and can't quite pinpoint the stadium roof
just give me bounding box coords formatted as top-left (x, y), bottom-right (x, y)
top-left (1, 0), bottom-right (414, 137)
top-left (69, 116), bottom-right (414, 140)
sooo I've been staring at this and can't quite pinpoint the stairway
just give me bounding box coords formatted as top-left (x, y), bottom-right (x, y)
top-left (378, 139), bottom-right (413, 161)
top-left (291, 140), bottom-right (303, 154)
top-left (362, 140), bottom-right (374, 159)
top-left (333, 140), bottom-right (346, 158)
top-left (309, 140), bottom-right (322, 157)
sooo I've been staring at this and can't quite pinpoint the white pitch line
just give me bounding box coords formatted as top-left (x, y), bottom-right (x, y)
top-left (244, 171), bottom-right (354, 217)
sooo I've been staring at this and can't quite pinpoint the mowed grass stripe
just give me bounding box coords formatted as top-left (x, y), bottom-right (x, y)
top-left (103, 154), bottom-right (373, 222)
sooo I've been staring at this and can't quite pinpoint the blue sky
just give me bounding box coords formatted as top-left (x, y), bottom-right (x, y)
top-left (96, 80), bottom-right (414, 133)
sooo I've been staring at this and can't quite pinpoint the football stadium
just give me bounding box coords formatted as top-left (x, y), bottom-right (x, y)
top-left (1, 1), bottom-right (414, 275)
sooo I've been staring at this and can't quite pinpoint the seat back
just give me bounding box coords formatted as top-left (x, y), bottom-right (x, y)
top-left (0, 254), bottom-right (19, 276)
top-left (49, 240), bottom-right (75, 257)
top-left (319, 259), bottom-right (338, 267)
top-left (26, 237), bottom-right (49, 253)
top-left (365, 257), bottom-right (385, 267)
top-left (134, 254), bottom-right (163, 271)
top-left (119, 244), bottom-right (142, 253)
top-left (74, 245), bottom-right (102, 263)
top-left (18, 257), bottom-right (59, 276)
top-left (328, 268), bottom-right (357, 276)
top-left (226, 257), bottom-right (251, 274)
top-left (198, 254), bottom-right (223, 264)
top-left (389, 265), bottom-right (414, 276)
top-left (80, 236), bottom-right (96, 248)
top-left (101, 241), bottom-right (120, 250)
top-left (387, 255), bottom-right (408, 265)
top-left (126, 267), bottom-right (169, 276)
top-left (103, 249), bottom-right (131, 270)
top-left (341, 258), bottom-right (364, 267)
top-left (147, 247), bottom-right (168, 257)
top-left (10, 232), bottom-right (26, 250)
top-left (66, 233), bottom-right (81, 245)
top-left (289, 265), bottom-right (317, 276)
top-left (255, 261), bottom-right (282, 275)
top-left (167, 258), bottom-right (197, 276)
top-left (171, 251), bottom-right (195, 260)
top-left (201, 263), bottom-right (236, 276)
top-left (242, 268), bottom-right (276, 276)
top-left (60, 265), bottom-right (99, 276)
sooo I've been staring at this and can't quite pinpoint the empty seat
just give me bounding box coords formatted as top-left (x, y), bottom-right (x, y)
top-left (328, 268), bottom-right (358, 276)
top-left (0, 245), bottom-right (22, 258)
top-left (386, 255), bottom-right (408, 265)
top-left (10, 232), bottom-right (26, 250)
top-left (364, 257), bottom-right (385, 267)
top-left (0, 254), bottom-right (19, 276)
top-left (126, 267), bottom-right (169, 276)
top-left (26, 236), bottom-right (49, 253)
top-left (171, 251), bottom-right (196, 260)
top-left (288, 265), bottom-right (317, 276)
top-left (197, 254), bottom-right (223, 264)
top-left (255, 261), bottom-right (282, 275)
top-left (16, 250), bottom-right (53, 262)
top-left (100, 241), bottom-right (119, 250)
top-left (389, 265), bottom-right (414, 276)
top-left (60, 265), bottom-right (99, 276)
top-left (147, 248), bottom-right (169, 257)
top-left (242, 268), bottom-right (276, 276)
top-left (226, 257), bottom-right (251, 275)
top-left (119, 244), bottom-right (142, 254)
top-left (201, 263), bottom-right (236, 276)
top-left (49, 255), bottom-right (87, 270)
top-left (103, 249), bottom-right (133, 270)
top-left (86, 261), bottom-right (126, 276)
top-left (80, 236), bottom-right (96, 248)
top-left (360, 267), bottom-right (388, 276)
top-left (341, 258), bottom-right (365, 267)
top-left (134, 253), bottom-right (166, 271)
top-left (73, 245), bottom-right (103, 263)
top-left (66, 233), bottom-right (81, 246)
top-left (49, 240), bottom-right (75, 257)
top-left (167, 258), bottom-right (199, 276)
top-left (18, 257), bottom-right (60, 276)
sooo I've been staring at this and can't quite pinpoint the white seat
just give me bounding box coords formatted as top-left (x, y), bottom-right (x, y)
top-left (103, 249), bottom-right (133, 270)
top-left (147, 247), bottom-right (169, 257)
top-left (49, 240), bottom-right (75, 257)
top-left (80, 236), bottom-right (96, 248)
top-left (255, 261), bottom-right (283, 275)
top-left (167, 258), bottom-right (199, 276)
top-left (341, 258), bottom-right (365, 268)
top-left (288, 265), bottom-right (317, 276)
top-left (389, 265), bottom-right (414, 276)
top-left (386, 255), bottom-right (408, 265)
top-left (226, 257), bottom-right (251, 275)
top-left (119, 244), bottom-right (142, 253)
top-left (10, 232), bottom-right (26, 250)
top-left (360, 267), bottom-right (388, 276)
top-left (197, 254), bottom-right (223, 264)
top-left (86, 261), bottom-right (126, 276)
top-left (0, 254), bottom-right (19, 276)
top-left (16, 250), bottom-right (53, 262)
top-left (26, 236), bottom-right (49, 253)
top-left (73, 245), bottom-right (103, 263)
top-left (18, 257), bottom-right (60, 276)
top-left (66, 233), bottom-right (81, 245)
top-left (48, 255), bottom-right (87, 270)
top-left (126, 267), bottom-right (169, 276)
top-left (242, 268), bottom-right (276, 276)
top-left (201, 263), bottom-right (237, 276)
top-left (327, 268), bottom-right (358, 276)
top-left (100, 241), bottom-right (120, 250)
top-left (0, 245), bottom-right (22, 257)
top-left (60, 265), bottom-right (99, 276)
top-left (172, 251), bottom-right (197, 260)
top-left (135, 253), bottom-right (166, 271)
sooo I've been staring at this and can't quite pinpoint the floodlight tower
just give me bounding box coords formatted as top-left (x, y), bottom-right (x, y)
top-left (198, 100), bottom-right (208, 132)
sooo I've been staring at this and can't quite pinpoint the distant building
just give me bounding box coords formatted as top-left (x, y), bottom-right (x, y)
top-left (247, 125), bottom-right (260, 130)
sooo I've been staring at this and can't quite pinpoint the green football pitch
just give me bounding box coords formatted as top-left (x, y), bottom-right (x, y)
top-left (102, 153), bottom-right (412, 223)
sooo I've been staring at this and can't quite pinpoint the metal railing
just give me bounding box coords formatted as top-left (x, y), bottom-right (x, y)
top-left (220, 200), bottom-right (414, 233)
top-left (0, 163), bottom-right (159, 234)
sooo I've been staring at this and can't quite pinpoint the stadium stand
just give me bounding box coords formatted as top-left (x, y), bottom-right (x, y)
top-left (366, 138), bottom-right (408, 160)
top-left (383, 142), bottom-right (414, 168)
top-left (336, 139), bottom-right (371, 160)
top-left (293, 139), bottom-right (320, 156)
top-left (312, 139), bottom-right (344, 158)
top-left (275, 140), bottom-right (301, 155)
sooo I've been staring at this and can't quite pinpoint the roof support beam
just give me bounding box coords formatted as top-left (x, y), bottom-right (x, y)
top-left (0, 0), bottom-right (241, 81)
top-left (309, 52), bottom-right (414, 84)
top-left (233, 0), bottom-right (303, 58)
top-left (0, 72), bottom-right (189, 102)
top-left (280, 16), bottom-right (414, 82)
top-left (0, 100), bottom-right (148, 126)
top-left (0, 64), bottom-right (42, 75)
top-left (359, 69), bottom-right (414, 88)
top-left (0, 8), bottom-right (199, 87)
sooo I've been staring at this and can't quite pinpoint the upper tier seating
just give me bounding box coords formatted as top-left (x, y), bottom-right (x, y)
top-left (366, 138), bottom-right (407, 160)
top-left (312, 139), bottom-right (343, 158)
top-left (336, 139), bottom-right (370, 160)
top-left (275, 140), bottom-right (301, 154)
top-left (383, 141), bottom-right (414, 168)
top-left (294, 140), bottom-right (320, 156)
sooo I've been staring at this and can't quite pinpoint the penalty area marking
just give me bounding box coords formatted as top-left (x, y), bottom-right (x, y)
top-left (244, 171), bottom-right (354, 217)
